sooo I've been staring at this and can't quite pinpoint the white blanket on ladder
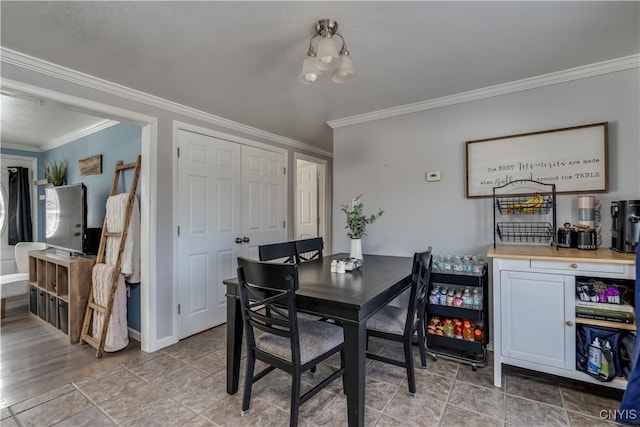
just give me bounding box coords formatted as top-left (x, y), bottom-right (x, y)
top-left (105, 193), bottom-right (141, 284)
top-left (92, 263), bottom-right (128, 352)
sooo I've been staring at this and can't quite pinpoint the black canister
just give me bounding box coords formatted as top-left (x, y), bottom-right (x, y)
top-left (577, 229), bottom-right (597, 250)
top-left (557, 225), bottom-right (577, 248)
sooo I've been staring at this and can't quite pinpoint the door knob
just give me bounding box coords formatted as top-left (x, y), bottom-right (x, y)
top-left (566, 320), bottom-right (574, 326)
top-left (235, 238), bottom-right (243, 244)
top-left (570, 263), bottom-right (578, 269)
top-left (242, 237), bottom-right (250, 243)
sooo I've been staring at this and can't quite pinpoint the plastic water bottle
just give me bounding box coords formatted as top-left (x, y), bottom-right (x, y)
top-left (443, 255), bottom-right (452, 272)
top-left (439, 288), bottom-right (448, 305)
top-left (588, 337), bottom-right (601, 375)
top-left (453, 256), bottom-right (464, 274)
top-left (462, 288), bottom-right (472, 307)
top-left (429, 290), bottom-right (439, 305)
top-left (462, 255), bottom-right (473, 274)
top-left (472, 255), bottom-right (485, 275)
top-left (472, 288), bottom-right (483, 308)
top-left (600, 341), bottom-right (611, 379)
top-left (432, 254), bottom-right (443, 272)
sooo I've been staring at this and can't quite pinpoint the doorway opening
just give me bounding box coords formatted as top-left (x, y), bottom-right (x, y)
top-left (0, 155), bottom-right (38, 274)
top-left (293, 153), bottom-right (328, 253)
top-left (1, 78), bottom-right (158, 352)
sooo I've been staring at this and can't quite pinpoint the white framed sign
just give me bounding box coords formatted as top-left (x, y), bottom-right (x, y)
top-left (465, 122), bottom-right (608, 198)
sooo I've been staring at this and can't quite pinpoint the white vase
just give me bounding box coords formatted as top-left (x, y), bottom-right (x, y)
top-left (349, 238), bottom-right (363, 260)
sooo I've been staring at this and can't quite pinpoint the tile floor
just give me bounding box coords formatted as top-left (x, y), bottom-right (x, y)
top-left (0, 324), bottom-right (627, 427)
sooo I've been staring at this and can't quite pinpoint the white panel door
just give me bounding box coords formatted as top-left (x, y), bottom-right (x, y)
top-left (177, 131), bottom-right (286, 339)
top-left (177, 130), bottom-right (241, 339)
top-left (241, 145), bottom-right (285, 260)
top-left (295, 162), bottom-right (318, 240)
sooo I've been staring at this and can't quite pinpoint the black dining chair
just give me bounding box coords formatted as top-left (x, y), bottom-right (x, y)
top-left (259, 240), bottom-right (321, 323)
top-left (365, 248), bottom-right (432, 396)
top-left (259, 241), bottom-right (297, 263)
top-left (294, 237), bottom-right (324, 263)
top-left (237, 257), bottom-right (345, 427)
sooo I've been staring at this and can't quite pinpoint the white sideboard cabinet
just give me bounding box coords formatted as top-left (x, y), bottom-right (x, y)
top-left (488, 246), bottom-right (636, 390)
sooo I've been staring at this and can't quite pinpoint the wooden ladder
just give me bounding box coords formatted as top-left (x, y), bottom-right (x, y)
top-left (80, 155), bottom-right (141, 357)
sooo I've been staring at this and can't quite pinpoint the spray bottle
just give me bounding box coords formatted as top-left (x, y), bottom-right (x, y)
top-left (588, 337), bottom-right (601, 375)
top-left (599, 341), bottom-right (611, 379)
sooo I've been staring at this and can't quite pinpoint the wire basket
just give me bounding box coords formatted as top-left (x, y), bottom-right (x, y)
top-left (496, 222), bottom-right (554, 243)
top-left (495, 194), bottom-right (554, 215)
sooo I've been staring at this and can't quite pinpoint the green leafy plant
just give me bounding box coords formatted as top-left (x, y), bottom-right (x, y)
top-left (44, 160), bottom-right (67, 186)
top-left (340, 194), bottom-right (385, 239)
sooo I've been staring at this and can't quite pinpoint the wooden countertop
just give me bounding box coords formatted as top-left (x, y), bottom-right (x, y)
top-left (487, 245), bottom-right (636, 264)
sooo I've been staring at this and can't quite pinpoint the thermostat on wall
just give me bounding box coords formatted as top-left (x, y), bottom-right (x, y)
top-left (426, 171), bottom-right (441, 182)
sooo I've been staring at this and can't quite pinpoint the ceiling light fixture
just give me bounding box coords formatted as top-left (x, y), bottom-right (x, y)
top-left (299, 19), bottom-right (355, 84)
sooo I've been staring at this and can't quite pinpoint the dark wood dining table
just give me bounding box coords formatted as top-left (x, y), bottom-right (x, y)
top-left (224, 253), bottom-right (413, 427)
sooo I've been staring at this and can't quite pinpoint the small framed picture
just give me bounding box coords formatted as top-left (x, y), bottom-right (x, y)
top-left (78, 154), bottom-right (102, 177)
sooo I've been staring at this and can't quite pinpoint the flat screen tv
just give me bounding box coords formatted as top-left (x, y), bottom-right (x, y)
top-left (45, 183), bottom-right (87, 254)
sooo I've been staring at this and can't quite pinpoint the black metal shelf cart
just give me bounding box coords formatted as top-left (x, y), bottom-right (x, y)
top-left (425, 267), bottom-right (489, 371)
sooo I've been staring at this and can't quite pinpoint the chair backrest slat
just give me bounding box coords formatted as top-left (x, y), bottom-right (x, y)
top-left (258, 242), bottom-right (297, 263)
top-left (237, 257), bottom-right (302, 363)
top-left (405, 248), bottom-right (433, 335)
top-left (294, 237), bottom-right (323, 263)
top-left (414, 249), bottom-right (432, 302)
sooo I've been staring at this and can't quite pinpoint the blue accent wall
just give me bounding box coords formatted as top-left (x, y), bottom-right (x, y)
top-left (39, 123), bottom-right (142, 230)
top-left (40, 123), bottom-right (142, 332)
top-left (126, 283), bottom-right (141, 331)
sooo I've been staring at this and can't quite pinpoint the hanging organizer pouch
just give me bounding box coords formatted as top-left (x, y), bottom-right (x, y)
top-left (576, 324), bottom-right (623, 379)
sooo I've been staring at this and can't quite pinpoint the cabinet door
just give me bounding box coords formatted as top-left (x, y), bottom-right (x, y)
top-left (500, 270), bottom-right (574, 369)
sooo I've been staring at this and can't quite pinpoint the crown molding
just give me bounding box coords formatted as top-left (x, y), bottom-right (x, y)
top-left (42, 119), bottom-right (119, 151)
top-left (1, 141), bottom-right (42, 152)
top-left (328, 54), bottom-right (640, 129)
top-left (1, 48), bottom-right (332, 158)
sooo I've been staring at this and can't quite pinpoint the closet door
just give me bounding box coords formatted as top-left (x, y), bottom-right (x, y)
top-left (176, 130), bottom-right (286, 339)
top-left (177, 130), bottom-right (241, 338)
top-left (241, 145), bottom-right (285, 260)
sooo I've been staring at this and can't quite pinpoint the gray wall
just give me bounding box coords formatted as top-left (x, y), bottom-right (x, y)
top-left (332, 69), bottom-right (640, 258)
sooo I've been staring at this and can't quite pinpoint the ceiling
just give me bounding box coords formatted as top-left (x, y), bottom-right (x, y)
top-left (1, 1), bottom-right (638, 153)
top-left (1, 92), bottom-right (112, 151)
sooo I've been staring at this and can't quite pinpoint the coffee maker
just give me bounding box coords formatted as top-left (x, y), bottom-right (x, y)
top-left (611, 200), bottom-right (640, 253)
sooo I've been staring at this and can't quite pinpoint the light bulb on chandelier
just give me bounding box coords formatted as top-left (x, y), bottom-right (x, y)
top-left (299, 19), bottom-right (355, 84)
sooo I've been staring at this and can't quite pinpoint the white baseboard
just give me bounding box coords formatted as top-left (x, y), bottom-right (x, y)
top-left (128, 327), bottom-right (141, 342)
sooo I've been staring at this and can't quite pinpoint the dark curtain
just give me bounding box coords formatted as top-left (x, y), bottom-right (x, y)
top-left (8, 167), bottom-right (33, 244)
